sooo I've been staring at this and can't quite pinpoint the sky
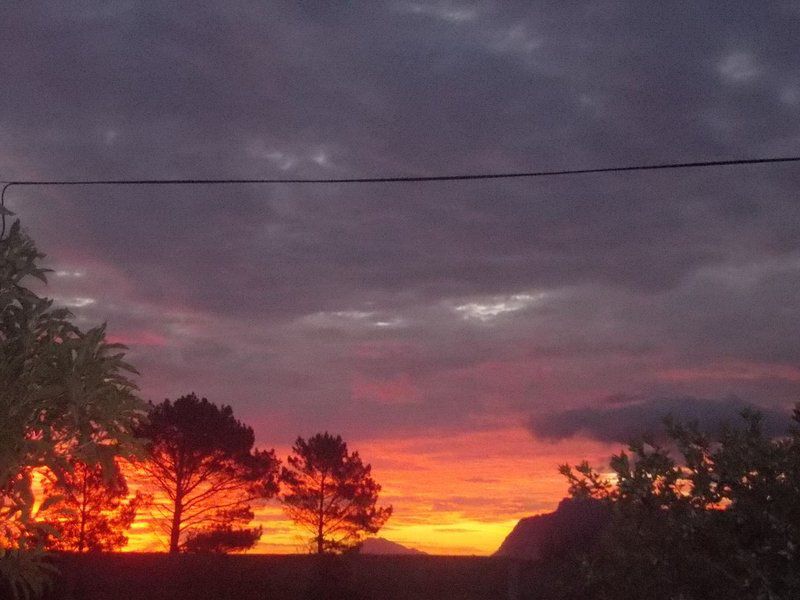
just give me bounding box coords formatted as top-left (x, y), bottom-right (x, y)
top-left (3, 2), bottom-right (800, 555)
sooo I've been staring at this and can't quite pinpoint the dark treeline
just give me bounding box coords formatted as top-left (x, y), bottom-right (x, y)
top-left (27, 390), bottom-right (392, 557)
top-left (35, 392), bottom-right (393, 556)
top-left (131, 393), bottom-right (391, 555)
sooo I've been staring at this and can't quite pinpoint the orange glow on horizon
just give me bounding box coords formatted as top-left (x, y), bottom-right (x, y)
top-left (114, 427), bottom-right (618, 555)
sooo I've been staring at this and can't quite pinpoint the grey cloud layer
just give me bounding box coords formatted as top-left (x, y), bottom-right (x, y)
top-left (529, 395), bottom-right (789, 444)
top-left (1, 2), bottom-right (799, 442)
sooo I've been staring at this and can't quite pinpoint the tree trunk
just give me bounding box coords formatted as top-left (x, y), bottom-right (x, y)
top-left (78, 469), bottom-right (88, 553)
top-left (169, 490), bottom-right (183, 553)
top-left (78, 512), bottom-right (86, 553)
top-left (316, 504), bottom-right (324, 554)
top-left (317, 476), bottom-right (325, 554)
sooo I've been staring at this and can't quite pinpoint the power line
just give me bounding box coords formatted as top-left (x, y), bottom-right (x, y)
top-left (2, 155), bottom-right (799, 238)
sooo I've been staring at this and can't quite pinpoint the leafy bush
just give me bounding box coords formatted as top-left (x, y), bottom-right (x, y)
top-left (540, 407), bottom-right (800, 600)
top-left (0, 220), bottom-right (145, 597)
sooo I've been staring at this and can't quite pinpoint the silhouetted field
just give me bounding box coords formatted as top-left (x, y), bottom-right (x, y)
top-left (44, 553), bottom-right (533, 600)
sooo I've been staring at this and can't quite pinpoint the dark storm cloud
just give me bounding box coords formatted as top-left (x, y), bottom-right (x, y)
top-left (529, 395), bottom-right (789, 444)
top-left (1, 2), bottom-right (799, 442)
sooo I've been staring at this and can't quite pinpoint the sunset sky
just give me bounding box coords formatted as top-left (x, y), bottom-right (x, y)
top-left (3, 3), bottom-right (800, 555)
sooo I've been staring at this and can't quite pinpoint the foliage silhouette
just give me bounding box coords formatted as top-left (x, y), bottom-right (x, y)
top-left (135, 393), bottom-right (280, 553)
top-left (40, 460), bottom-right (147, 553)
top-left (0, 220), bottom-right (144, 598)
top-left (281, 432), bottom-right (392, 554)
top-left (183, 525), bottom-right (262, 554)
top-left (536, 406), bottom-right (800, 600)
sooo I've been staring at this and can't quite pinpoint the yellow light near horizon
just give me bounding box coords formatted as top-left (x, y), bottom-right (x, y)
top-left (32, 426), bottom-right (619, 555)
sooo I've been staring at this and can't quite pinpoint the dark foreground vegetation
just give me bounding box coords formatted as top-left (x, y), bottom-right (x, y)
top-left (526, 408), bottom-right (800, 600)
top-left (42, 553), bottom-right (529, 600)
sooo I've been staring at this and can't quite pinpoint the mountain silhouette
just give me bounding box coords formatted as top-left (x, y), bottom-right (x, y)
top-left (357, 537), bottom-right (426, 555)
top-left (494, 497), bottom-right (609, 560)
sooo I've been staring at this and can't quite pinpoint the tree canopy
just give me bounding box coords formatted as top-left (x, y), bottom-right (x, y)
top-left (281, 432), bottom-right (392, 554)
top-left (534, 407), bottom-right (800, 600)
top-left (0, 220), bottom-right (145, 597)
top-left (40, 460), bottom-right (147, 553)
top-left (135, 393), bottom-right (280, 553)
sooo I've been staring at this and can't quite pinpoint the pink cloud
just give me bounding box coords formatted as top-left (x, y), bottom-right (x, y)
top-left (351, 373), bottom-right (421, 404)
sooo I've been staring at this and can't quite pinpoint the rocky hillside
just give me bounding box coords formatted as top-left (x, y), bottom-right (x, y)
top-left (494, 497), bottom-right (609, 560)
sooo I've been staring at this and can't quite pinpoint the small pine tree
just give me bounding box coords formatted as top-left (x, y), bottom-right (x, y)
top-left (41, 460), bottom-right (147, 552)
top-left (281, 432), bottom-right (392, 554)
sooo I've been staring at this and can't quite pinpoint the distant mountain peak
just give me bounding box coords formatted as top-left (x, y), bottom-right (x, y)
top-left (358, 537), bottom-right (426, 555)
